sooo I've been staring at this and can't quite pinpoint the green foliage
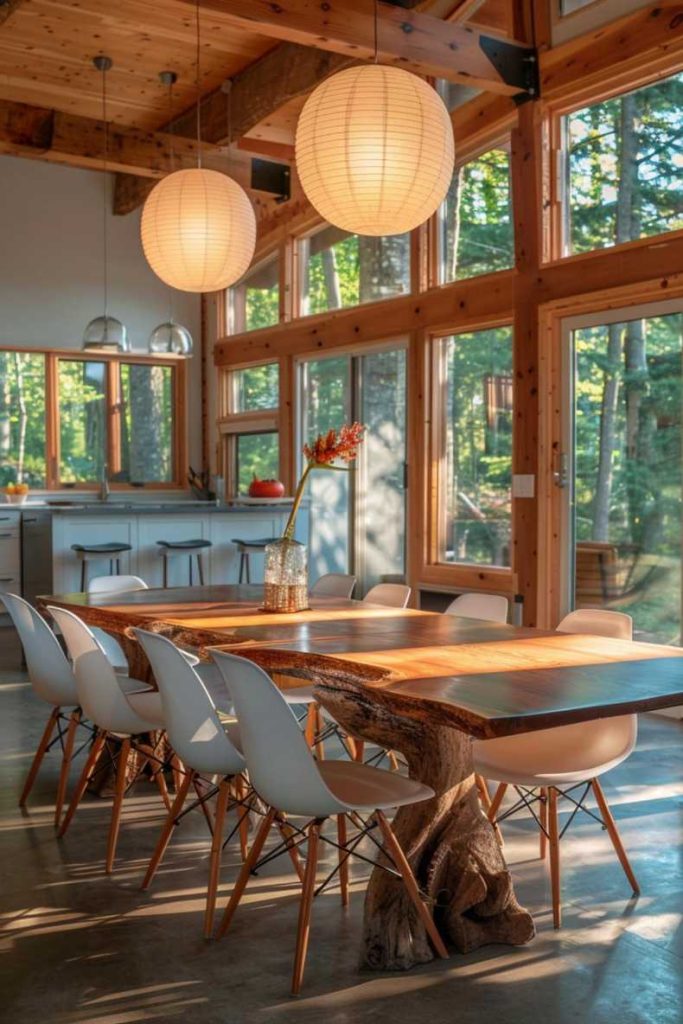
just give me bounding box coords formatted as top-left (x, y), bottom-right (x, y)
top-left (444, 327), bottom-right (513, 567)
top-left (236, 432), bottom-right (279, 493)
top-left (441, 148), bottom-right (514, 282)
top-left (234, 364), bottom-right (279, 411)
top-left (0, 351), bottom-right (46, 487)
top-left (567, 72), bottom-right (683, 253)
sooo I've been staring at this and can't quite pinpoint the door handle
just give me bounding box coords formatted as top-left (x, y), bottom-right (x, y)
top-left (553, 452), bottom-right (569, 489)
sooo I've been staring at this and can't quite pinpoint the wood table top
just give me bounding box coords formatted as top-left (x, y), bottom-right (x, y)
top-left (40, 584), bottom-right (683, 739)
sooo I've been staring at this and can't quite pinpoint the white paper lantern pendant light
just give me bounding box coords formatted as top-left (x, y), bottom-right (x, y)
top-left (82, 56), bottom-right (130, 352)
top-left (141, 3), bottom-right (256, 293)
top-left (295, 4), bottom-right (454, 237)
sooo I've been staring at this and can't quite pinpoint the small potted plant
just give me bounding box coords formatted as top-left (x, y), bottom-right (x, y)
top-left (263, 423), bottom-right (365, 613)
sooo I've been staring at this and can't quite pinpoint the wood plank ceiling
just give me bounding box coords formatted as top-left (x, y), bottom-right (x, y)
top-left (0, 0), bottom-right (276, 130)
top-left (0, 0), bottom-right (512, 147)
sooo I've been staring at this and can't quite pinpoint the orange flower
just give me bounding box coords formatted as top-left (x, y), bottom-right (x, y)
top-left (303, 422), bottom-right (365, 466)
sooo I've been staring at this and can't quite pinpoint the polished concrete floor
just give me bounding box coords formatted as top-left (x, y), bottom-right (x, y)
top-left (1, 626), bottom-right (682, 1024)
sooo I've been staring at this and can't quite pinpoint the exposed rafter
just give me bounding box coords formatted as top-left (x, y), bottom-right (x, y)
top-left (0, 97), bottom-right (236, 179)
top-left (183, 0), bottom-right (537, 96)
top-left (113, 42), bottom-right (344, 215)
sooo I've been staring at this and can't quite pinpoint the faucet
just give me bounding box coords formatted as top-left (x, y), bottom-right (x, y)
top-left (100, 462), bottom-right (110, 502)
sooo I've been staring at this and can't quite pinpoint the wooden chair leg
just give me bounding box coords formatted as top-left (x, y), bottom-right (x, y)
top-left (105, 737), bottom-right (131, 874)
top-left (54, 709), bottom-right (80, 828)
top-left (19, 706), bottom-right (60, 807)
top-left (592, 778), bottom-right (640, 894)
top-left (216, 807), bottom-right (277, 939)
top-left (59, 731), bottom-right (107, 837)
top-left (548, 787), bottom-right (561, 928)
top-left (539, 787), bottom-right (548, 860)
top-left (235, 774), bottom-right (249, 862)
top-left (204, 779), bottom-right (231, 939)
top-left (142, 770), bottom-right (194, 890)
top-left (276, 814), bottom-right (305, 883)
top-left (304, 703), bottom-right (317, 748)
top-left (337, 814), bottom-right (349, 907)
top-left (137, 742), bottom-right (172, 812)
top-left (291, 821), bottom-right (321, 997)
top-left (353, 739), bottom-right (365, 763)
top-left (375, 810), bottom-right (448, 959)
top-left (314, 706), bottom-right (325, 761)
top-left (487, 782), bottom-right (508, 822)
top-left (475, 774), bottom-right (492, 813)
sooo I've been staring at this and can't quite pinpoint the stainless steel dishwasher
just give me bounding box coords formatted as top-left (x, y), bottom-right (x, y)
top-left (21, 511), bottom-right (53, 604)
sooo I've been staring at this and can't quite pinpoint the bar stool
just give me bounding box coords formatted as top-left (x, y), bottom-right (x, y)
top-left (231, 537), bottom-right (279, 583)
top-left (71, 542), bottom-right (132, 591)
top-left (157, 539), bottom-right (212, 587)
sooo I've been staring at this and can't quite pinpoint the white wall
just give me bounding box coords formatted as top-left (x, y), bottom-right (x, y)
top-left (0, 155), bottom-right (203, 471)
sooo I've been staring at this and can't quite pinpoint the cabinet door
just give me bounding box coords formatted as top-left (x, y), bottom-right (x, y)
top-left (137, 515), bottom-right (212, 588)
top-left (52, 516), bottom-right (137, 593)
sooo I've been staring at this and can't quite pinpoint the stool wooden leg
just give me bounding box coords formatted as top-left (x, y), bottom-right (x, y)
top-left (198, 553), bottom-right (205, 585)
top-left (238, 553), bottom-right (245, 583)
top-left (245, 553), bottom-right (251, 584)
top-left (163, 557), bottom-right (168, 588)
top-left (189, 554), bottom-right (193, 586)
top-left (80, 561), bottom-right (86, 591)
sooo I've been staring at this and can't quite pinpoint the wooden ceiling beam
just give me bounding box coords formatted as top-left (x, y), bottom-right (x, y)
top-left (185, 0), bottom-right (537, 96)
top-left (0, 96), bottom-right (236, 179)
top-left (113, 41), bottom-right (338, 215)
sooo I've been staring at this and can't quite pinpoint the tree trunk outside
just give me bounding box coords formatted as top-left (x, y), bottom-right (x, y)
top-left (0, 354), bottom-right (11, 467)
top-left (13, 353), bottom-right (27, 482)
top-left (321, 247), bottom-right (342, 309)
top-left (127, 365), bottom-right (165, 481)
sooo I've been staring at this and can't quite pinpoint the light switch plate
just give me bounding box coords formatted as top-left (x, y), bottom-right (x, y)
top-left (512, 474), bottom-right (535, 498)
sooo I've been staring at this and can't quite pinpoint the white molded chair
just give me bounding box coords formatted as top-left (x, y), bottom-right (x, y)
top-left (445, 592), bottom-right (509, 623)
top-left (311, 573), bottom-right (357, 599)
top-left (1, 592), bottom-right (86, 827)
top-left (210, 649), bottom-right (448, 995)
top-left (48, 606), bottom-right (170, 873)
top-left (363, 583), bottom-right (411, 608)
top-left (87, 574), bottom-right (149, 673)
top-left (134, 628), bottom-right (256, 936)
top-left (475, 608), bottom-right (639, 928)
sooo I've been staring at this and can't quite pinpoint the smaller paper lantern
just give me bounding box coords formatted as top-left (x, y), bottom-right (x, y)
top-left (295, 64), bottom-right (454, 237)
top-left (141, 168), bottom-right (256, 293)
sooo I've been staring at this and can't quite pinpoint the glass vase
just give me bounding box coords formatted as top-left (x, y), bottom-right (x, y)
top-left (262, 538), bottom-right (309, 613)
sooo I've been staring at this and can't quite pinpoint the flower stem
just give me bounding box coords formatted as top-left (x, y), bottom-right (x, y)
top-left (283, 463), bottom-right (311, 541)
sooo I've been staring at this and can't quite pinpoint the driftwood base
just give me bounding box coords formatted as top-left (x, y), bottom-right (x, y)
top-left (316, 681), bottom-right (536, 970)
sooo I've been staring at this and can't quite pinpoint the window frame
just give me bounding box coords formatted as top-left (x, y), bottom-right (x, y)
top-left (227, 249), bottom-right (283, 336)
top-left (548, 65), bottom-right (683, 262)
top-left (435, 133), bottom-right (514, 288)
top-left (0, 344), bottom-right (187, 491)
top-left (425, 319), bottom-right (515, 590)
top-left (218, 357), bottom-right (289, 497)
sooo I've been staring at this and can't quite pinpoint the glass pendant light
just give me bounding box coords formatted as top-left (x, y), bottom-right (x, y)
top-left (82, 56), bottom-right (130, 353)
top-left (148, 72), bottom-right (194, 356)
top-left (140, 2), bottom-right (255, 293)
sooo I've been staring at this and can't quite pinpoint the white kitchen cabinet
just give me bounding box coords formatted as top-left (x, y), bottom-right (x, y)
top-left (0, 510), bottom-right (21, 607)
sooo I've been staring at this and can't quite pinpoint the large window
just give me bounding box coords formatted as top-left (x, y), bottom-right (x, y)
top-left (220, 361), bottom-right (282, 496)
top-left (0, 349), bottom-right (183, 489)
top-left (439, 146), bottom-right (514, 283)
top-left (300, 225), bottom-right (410, 316)
top-left (439, 327), bottom-right (513, 568)
top-left (235, 432), bottom-right (280, 494)
top-left (232, 363), bottom-right (279, 413)
top-left (0, 351), bottom-right (46, 487)
top-left (229, 253), bottom-right (280, 333)
top-left (563, 72), bottom-right (683, 255)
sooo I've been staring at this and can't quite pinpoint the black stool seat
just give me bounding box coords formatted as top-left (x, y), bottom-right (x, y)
top-left (231, 537), bottom-right (279, 549)
top-left (71, 542), bottom-right (132, 553)
top-left (156, 539), bottom-right (212, 550)
top-left (231, 537), bottom-right (279, 583)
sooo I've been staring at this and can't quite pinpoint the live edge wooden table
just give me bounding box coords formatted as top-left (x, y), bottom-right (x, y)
top-left (40, 584), bottom-right (683, 971)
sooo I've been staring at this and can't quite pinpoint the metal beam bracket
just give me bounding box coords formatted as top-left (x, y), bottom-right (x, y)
top-left (251, 158), bottom-right (291, 203)
top-left (479, 36), bottom-right (540, 100)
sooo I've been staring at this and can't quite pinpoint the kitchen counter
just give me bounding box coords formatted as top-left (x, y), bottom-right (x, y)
top-left (4, 500), bottom-right (296, 514)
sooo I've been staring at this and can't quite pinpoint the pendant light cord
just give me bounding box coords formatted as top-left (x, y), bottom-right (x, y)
top-left (195, 0), bottom-right (202, 168)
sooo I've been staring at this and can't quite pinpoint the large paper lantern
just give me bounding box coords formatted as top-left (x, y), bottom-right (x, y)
top-left (141, 168), bottom-right (256, 293)
top-left (295, 65), bottom-right (454, 237)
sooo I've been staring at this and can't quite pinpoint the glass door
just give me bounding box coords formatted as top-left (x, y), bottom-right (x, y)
top-left (562, 302), bottom-right (683, 644)
top-left (298, 344), bottom-right (407, 594)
